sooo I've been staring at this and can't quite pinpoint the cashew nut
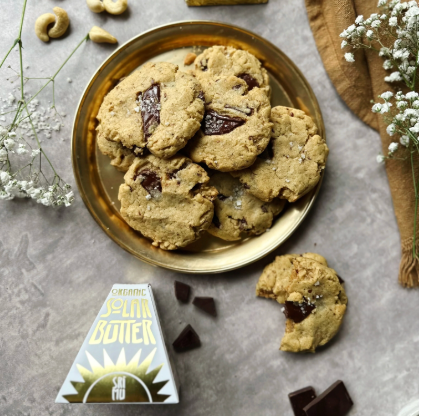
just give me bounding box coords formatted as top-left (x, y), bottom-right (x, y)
top-left (35, 13), bottom-right (56, 42)
top-left (87, 0), bottom-right (105, 13)
top-left (48, 7), bottom-right (69, 39)
top-left (89, 26), bottom-right (118, 44)
top-left (103, 0), bottom-right (128, 15)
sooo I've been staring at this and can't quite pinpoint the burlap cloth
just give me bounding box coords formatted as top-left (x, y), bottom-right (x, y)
top-left (305, 0), bottom-right (419, 287)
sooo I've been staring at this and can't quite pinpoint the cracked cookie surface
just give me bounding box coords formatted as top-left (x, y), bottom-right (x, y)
top-left (207, 172), bottom-right (285, 241)
top-left (97, 134), bottom-right (136, 172)
top-left (232, 106), bottom-right (328, 202)
top-left (256, 253), bottom-right (347, 353)
top-left (96, 62), bottom-right (205, 159)
top-left (118, 154), bottom-right (217, 250)
top-left (185, 75), bottom-right (272, 172)
top-left (194, 45), bottom-right (270, 95)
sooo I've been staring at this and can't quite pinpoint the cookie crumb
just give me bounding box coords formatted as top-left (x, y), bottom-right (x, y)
top-left (145, 194), bottom-right (152, 200)
top-left (184, 52), bottom-right (197, 66)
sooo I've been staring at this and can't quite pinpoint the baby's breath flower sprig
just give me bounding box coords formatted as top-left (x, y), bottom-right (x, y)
top-left (340, 0), bottom-right (419, 260)
top-left (0, 0), bottom-right (89, 207)
top-left (340, 0), bottom-right (419, 90)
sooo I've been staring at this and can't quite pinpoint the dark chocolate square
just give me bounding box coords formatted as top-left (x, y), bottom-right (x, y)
top-left (174, 281), bottom-right (191, 303)
top-left (304, 380), bottom-right (353, 416)
top-left (288, 386), bottom-right (317, 416)
top-left (172, 324), bottom-right (201, 352)
top-left (193, 296), bottom-right (217, 317)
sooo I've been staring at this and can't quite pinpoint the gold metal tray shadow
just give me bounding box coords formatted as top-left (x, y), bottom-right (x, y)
top-left (72, 21), bottom-right (325, 274)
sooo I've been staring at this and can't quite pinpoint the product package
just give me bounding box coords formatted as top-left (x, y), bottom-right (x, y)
top-left (56, 284), bottom-right (179, 404)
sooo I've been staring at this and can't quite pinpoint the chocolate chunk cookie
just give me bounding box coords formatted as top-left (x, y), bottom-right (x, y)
top-left (194, 45), bottom-right (270, 95)
top-left (256, 253), bottom-right (347, 353)
top-left (185, 75), bottom-right (272, 171)
top-left (97, 134), bottom-right (136, 172)
top-left (96, 62), bottom-right (205, 159)
top-left (232, 106), bottom-right (329, 202)
top-left (207, 172), bottom-right (285, 241)
top-left (118, 154), bottom-right (218, 250)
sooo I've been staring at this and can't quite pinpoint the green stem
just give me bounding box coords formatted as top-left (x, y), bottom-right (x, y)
top-left (0, 43), bottom-right (16, 70)
top-left (27, 34), bottom-right (89, 106)
top-left (0, 0), bottom-right (27, 69)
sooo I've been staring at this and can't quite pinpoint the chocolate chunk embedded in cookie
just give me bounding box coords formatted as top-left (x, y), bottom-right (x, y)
top-left (256, 253), bottom-right (347, 353)
top-left (96, 62), bottom-right (205, 159)
top-left (118, 154), bottom-right (218, 250)
top-left (186, 75), bottom-right (272, 172)
top-left (207, 172), bottom-right (285, 241)
top-left (232, 106), bottom-right (329, 202)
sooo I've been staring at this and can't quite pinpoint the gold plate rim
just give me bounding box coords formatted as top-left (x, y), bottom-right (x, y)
top-left (72, 20), bottom-right (325, 274)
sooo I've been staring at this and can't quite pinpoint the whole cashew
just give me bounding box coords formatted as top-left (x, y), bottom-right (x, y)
top-left (35, 13), bottom-right (56, 42)
top-left (48, 7), bottom-right (69, 39)
top-left (89, 26), bottom-right (118, 44)
top-left (103, 0), bottom-right (128, 15)
top-left (87, 0), bottom-right (105, 13)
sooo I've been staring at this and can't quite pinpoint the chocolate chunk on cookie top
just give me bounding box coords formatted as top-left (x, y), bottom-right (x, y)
top-left (139, 83), bottom-right (161, 138)
top-left (232, 106), bottom-right (329, 202)
top-left (194, 45), bottom-right (270, 95)
top-left (256, 253), bottom-right (348, 353)
top-left (284, 299), bottom-right (316, 323)
top-left (96, 62), bottom-right (205, 159)
top-left (118, 154), bottom-right (218, 250)
top-left (304, 381), bottom-right (353, 416)
top-left (186, 76), bottom-right (272, 172)
top-left (202, 110), bottom-right (245, 135)
top-left (207, 172), bottom-right (285, 241)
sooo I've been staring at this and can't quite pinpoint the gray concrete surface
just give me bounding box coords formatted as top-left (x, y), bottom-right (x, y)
top-left (0, 0), bottom-right (418, 415)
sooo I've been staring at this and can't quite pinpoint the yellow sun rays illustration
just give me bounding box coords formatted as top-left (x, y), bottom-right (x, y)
top-left (63, 348), bottom-right (170, 403)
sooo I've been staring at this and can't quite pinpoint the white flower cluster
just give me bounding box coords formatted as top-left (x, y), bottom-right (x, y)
top-left (0, 74), bottom-right (73, 208)
top-left (373, 91), bottom-right (419, 161)
top-left (0, 171), bottom-right (74, 206)
top-left (340, 0), bottom-right (419, 88)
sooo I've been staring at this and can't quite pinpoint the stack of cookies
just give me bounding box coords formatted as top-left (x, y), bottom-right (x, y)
top-left (96, 46), bottom-right (329, 250)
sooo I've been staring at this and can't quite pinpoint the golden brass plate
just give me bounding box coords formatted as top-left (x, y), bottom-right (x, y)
top-left (72, 21), bottom-right (325, 274)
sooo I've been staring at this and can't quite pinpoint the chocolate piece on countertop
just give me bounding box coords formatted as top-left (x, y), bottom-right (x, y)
top-left (172, 324), bottom-right (201, 352)
top-left (202, 110), bottom-right (245, 136)
top-left (337, 275), bottom-right (344, 284)
top-left (284, 299), bottom-right (315, 323)
top-left (186, 0), bottom-right (268, 5)
top-left (304, 380), bottom-right (353, 416)
top-left (174, 281), bottom-right (191, 303)
top-left (193, 296), bottom-right (217, 317)
top-left (288, 386), bottom-right (317, 416)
